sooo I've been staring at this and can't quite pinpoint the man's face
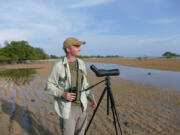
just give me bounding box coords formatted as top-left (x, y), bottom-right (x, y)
top-left (67, 45), bottom-right (81, 57)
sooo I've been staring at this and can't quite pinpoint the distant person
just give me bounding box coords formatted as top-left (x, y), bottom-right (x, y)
top-left (45, 37), bottom-right (97, 135)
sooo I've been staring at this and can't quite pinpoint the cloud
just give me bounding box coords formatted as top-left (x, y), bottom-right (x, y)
top-left (0, 0), bottom-right (92, 45)
top-left (0, 29), bottom-right (32, 46)
top-left (68, 0), bottom-right (114, 8)
top-left (0, 0), bottom-right (179, 57)
top-left (76, 33), bottom-right (180, 57)
top-left (148, 18), bottom-right (179, 24)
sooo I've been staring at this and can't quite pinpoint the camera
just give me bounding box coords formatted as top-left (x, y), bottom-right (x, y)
top-left (69, 87), bottom-right (77, 101)
top-left (69, 87), bottom-right (77, 93)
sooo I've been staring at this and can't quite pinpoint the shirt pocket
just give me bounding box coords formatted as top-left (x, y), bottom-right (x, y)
top-left (58, 76), bottom-right (66, 89)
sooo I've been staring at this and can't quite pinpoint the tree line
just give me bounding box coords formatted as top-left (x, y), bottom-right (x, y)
top-left (162, 51), bottom-right (180, 58)
top-left (0, 40), bottom-right (179, 64)
top-left (0, 40), bottom-right (59, 63)
top-left (78, 55), bottom-right (123, 59)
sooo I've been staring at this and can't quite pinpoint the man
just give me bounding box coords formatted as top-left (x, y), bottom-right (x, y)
top-left (45, 37), bottom-right (97, 135)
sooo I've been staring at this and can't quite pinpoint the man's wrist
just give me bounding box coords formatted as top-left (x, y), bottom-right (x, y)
top-left (61, 92), bottom-right (66, 99)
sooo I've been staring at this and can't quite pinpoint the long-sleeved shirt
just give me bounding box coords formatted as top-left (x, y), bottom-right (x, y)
top-left (45, 57), bottom-right (95, 119)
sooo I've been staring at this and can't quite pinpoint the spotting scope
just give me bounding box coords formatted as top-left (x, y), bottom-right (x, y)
top-left (90, 65), bottom-right (120, 77)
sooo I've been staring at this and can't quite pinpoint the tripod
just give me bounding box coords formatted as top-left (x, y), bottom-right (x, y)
top-left (84, 76), bottom-right (124, 135)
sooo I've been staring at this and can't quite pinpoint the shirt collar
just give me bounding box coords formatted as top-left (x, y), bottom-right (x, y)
top-left (62, 56), bottom-right (87, 75)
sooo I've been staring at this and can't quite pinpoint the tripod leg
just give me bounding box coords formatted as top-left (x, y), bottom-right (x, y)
top-left (85, 87), bottom-right (107, 135)
top-left (108, 88), bottom-right (124, 135)
top-left (107, 91), bottom-right (110, 115)
top-left (112, 106), bottom-right (118, 135)
top-left (113, 104), bottom-right (123, 135)
top-left (107, 89), bottom-right (118, 135)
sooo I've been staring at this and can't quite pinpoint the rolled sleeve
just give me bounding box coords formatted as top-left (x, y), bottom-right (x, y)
top-left (45, 80), bottom-right (64, 97)
top-left (45, 63), bottom-right (64, 98)
top-left (86, 90), bottom-right (95, 102)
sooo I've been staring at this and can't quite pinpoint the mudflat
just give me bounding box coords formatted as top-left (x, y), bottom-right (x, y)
top-left (85, 57), bottom-right (180, 72)
top-left (0, 58), bottom-right (179, 135)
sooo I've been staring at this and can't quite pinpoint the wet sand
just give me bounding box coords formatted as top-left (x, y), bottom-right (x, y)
top-left (0, 59), bottom-right (180, 135)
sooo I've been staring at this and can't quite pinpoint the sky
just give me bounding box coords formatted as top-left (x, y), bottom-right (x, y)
top-left (0, 0), bottom-right (180, 57)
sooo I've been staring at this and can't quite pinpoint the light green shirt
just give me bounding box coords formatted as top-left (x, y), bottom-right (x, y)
top-left (45, 57), bottom-right (95, 119)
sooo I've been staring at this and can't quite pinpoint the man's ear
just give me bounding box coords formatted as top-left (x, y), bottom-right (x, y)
top-left (66, 47), bottom-right (70, 53)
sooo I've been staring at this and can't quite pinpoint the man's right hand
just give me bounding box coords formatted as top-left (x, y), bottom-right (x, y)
top-left (61, 92), bottom-right (76, 101)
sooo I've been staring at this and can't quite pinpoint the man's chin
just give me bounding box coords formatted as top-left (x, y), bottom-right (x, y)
top-left (75, 54), bottom-right (81, 57)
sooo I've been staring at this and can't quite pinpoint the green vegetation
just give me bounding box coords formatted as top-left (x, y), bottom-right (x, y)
top-left (0, 40), bottom-right (59, 63)
top-left (0, 68), bottom-right (37, 85)
top-left (0, 40), bottom-right (122, 64)
top-left (50, 55), bottom-right (60, 59)
top-left (0, 68), bottom-right (36, 78)
top-left (162, 51), bottom-right (180, 58)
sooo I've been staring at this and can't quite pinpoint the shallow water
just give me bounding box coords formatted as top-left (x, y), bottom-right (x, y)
top-left (86, 62), bottom-right (180, 91)
top-left (0, 63), bottom-right (179, 135)
top-left (0, 68), bottom-right (36, 85)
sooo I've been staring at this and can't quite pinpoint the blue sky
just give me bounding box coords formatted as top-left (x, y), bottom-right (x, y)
top-left (0, 0), bottom-right (180, 57)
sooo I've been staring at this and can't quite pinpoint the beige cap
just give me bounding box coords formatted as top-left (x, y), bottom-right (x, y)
top-left (63, 37), bottom-right (86, 49)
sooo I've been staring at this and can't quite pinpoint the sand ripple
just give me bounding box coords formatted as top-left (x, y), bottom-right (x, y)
top-left (0, 63), bottom-right (179, 135)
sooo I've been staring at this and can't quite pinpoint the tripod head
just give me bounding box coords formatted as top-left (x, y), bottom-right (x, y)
top-left (90, 65), bottom-right (120, 77)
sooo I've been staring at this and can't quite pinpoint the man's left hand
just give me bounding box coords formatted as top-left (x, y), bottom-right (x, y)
top-left (90, 101), bottom-right (97, 109)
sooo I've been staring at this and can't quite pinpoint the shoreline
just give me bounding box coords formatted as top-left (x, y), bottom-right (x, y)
top-left (1, 57), bottom-right (180, 72)
top-left (85, 57), bottom-right (180, 72)
top-left (0, 62), bottom-right (180, 135)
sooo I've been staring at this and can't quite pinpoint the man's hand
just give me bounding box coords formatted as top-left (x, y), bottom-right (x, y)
top-left (61, 92), bottom-right (76, 101)
top-left (90, 100), bottom-right (97, 109)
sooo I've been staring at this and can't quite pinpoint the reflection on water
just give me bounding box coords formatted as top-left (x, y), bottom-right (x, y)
top-left (86, 62), bottom-right (180, 91)
top-left (0, 68), bottom-right (37, 85)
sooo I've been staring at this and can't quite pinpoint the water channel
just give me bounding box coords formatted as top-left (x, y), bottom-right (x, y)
top-left (86, 62), bottom-right (180, 91)
top-left (1, 63), bottom-right (180, 91)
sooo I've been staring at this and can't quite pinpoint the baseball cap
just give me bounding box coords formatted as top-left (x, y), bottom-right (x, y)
top-left (63, 37), bottom-right (86, 49)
